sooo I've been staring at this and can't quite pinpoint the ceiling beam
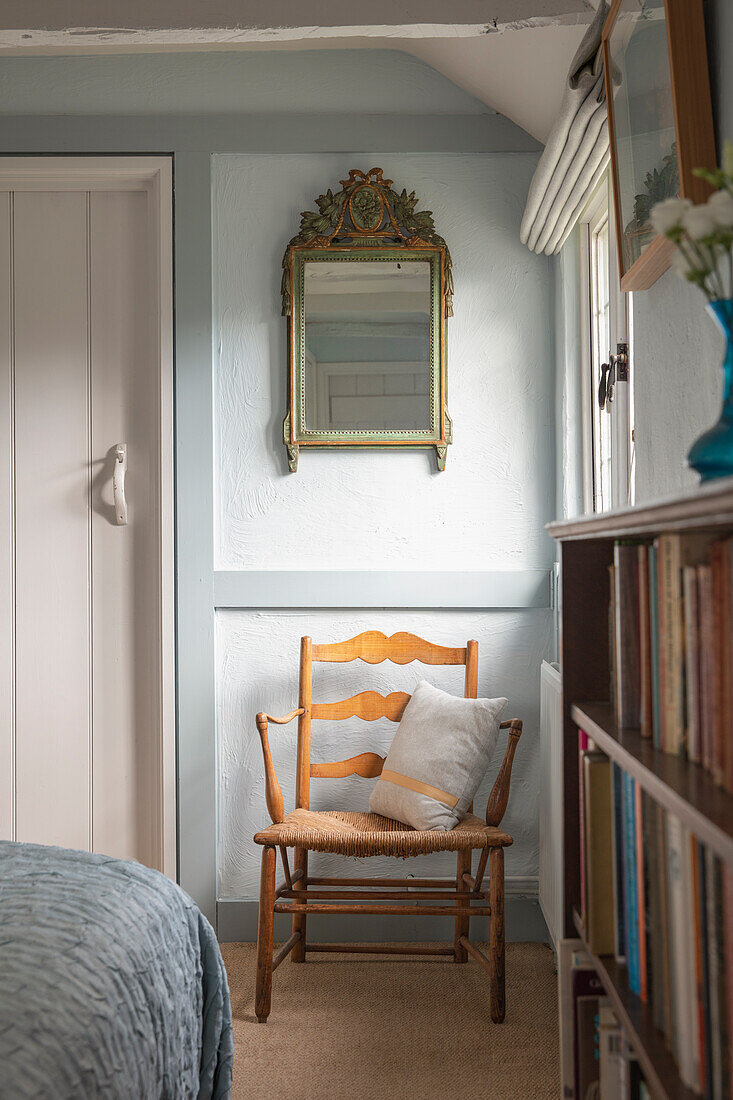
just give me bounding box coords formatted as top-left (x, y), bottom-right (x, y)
top-left (0, 1), bottom-right (596, 51)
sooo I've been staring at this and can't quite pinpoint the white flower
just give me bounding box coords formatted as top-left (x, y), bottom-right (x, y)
top-left (671, 249), bottom-right (693, 278)
top-left (650, 197), bottom-right (691, 235)
top-left (682, 205), bottom-right (718, 240)
top-left (707, 189), bottom-right (733, 228)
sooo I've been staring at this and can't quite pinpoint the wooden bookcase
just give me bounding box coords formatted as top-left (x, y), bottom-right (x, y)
top-left (548, 477), bottom-right (733, 1100)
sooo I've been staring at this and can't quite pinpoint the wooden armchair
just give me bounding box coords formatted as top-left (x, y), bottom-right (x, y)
top-left (253, 632), bottom-right (523, 1024)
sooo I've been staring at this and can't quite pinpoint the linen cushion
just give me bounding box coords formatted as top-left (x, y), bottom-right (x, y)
top-left (369, 680), bottom-right (507, 831)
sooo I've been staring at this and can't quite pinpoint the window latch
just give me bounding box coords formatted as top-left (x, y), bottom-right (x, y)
top-left (598, 342), bottom-right (629, 411)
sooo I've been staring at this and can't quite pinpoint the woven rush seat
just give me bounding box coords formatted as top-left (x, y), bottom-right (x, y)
top-left (254, 808), bottom-right (513, 858)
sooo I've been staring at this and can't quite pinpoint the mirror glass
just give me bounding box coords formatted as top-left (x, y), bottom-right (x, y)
top-left (303, 259), bottom-right (432, 431)
top-left (607, 0), bottom-right (677, 271)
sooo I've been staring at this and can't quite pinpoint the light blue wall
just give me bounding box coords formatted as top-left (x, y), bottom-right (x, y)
top-left (0, 48), bottom-right (551, 933)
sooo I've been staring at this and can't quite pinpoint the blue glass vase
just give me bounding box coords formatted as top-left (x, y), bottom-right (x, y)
top-left (688, 298), bottom-right (733, 482)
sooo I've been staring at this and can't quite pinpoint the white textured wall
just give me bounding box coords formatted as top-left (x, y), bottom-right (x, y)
top-left (632, 271), bottom-right (722, 504)
top-left (214, 153), bottom-right (554, 570)
top-left (214, 152), bottom-right (555, 899)
top-left (217, 609), bottom-right (551, 897)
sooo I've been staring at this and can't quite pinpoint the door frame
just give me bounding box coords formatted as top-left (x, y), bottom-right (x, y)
top-left (0, 156), bottom-right (175, 877)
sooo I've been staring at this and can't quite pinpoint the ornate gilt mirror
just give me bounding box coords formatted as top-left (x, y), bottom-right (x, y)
top-left (281, 168), bottom-right (453, 471)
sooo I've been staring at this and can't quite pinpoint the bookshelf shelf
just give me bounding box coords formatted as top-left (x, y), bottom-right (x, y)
top-left (571, 703), bottom-right (733, 865)
top-left (548, 475), bottom-right (733, 542)
top-left (572, 909), bottom-right (698, 1100)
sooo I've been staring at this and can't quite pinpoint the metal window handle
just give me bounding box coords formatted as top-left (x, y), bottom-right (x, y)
top-left (599, 342), bottom-right (629, 412)
top-left (113, 443), bottom-right (128, 525)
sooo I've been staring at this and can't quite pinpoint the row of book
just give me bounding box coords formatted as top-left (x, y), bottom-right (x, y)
top-left (559, 942), bottom-right (649, 1099)
top-left (610, 532), bottom-right (733, 788)
top-left (579, 734), bottom-right (733, 1096)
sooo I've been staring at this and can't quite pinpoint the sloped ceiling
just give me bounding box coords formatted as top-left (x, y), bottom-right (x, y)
top-left (0, 1), bottom-right (598, 144)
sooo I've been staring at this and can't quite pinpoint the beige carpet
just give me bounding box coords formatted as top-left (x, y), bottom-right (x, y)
top-left (222, 942), bottom-right (559, 1099)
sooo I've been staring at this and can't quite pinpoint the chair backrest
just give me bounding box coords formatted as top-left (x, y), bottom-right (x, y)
top-left (295, 631), bottom-right (478, 810)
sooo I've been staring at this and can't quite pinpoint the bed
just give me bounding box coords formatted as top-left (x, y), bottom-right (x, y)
top-left (0, 841), bottom-right (233, 1099)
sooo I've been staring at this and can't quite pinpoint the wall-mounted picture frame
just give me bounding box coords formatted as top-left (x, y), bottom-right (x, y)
top-left (602, 0), bottom-right (716, 292)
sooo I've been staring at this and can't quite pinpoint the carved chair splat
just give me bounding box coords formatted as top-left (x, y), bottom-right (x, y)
top-left (253, 632), bottom-right (523, 1023)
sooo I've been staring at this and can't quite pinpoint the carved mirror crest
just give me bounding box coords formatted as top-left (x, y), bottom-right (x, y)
top-left (281, 168), bottom-right (453, 471)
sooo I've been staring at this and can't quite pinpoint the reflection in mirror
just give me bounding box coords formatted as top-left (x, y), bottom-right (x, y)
top-left (608, 0), bottom-right (677, 270)
top-left (303, 260), bottom-right (431, 431)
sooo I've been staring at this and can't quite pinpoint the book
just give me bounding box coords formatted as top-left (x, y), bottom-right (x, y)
top-left (657, 534), bottom-right (686, 755)
top-left (611, 762), bottom-right (626, 962)
top-left (614, 542), bottom-right (642, 728)
top-left (697, 563), bottom-right (716, 776)
top-left (655, 800), bottom-right (673, 1044)
top-left (558, 939), bottom-right (585, 1099)
top-left (642, 790), bottom-right (662, 1023)
top-left (583, 751), bottom-right (615, 956)
top-left (576, 991), bottom-right (602, 1099)
top-left (721, 539), bottom-right (730, 792)
top-left (638, 544), bottom-right (653, 738)
top-left (682, 565), bottom-right (702, 764)
top-left (623, 772), bottom-right (640, 997)
top-left (579, 729), bottom-right (590, 922)
top-left (681, 823), bottom-right (701, 1089)
top-left (634, 781), bottom-right (648, 1003)
top-left (572, 951), bottom-right (606, 1099)
top-left (598, 1004), bottom-right (623, 1099)
top-left (722, 862), bottom-right (733, 1098)
top-left (691, 838), bottom-right (708, 1094)
top-left (666, 813), bottom-right (689, 1081)
top-left (710, 542), bottom-right (728, 787)
top-left (618, 1033), bottom-right (641, 1099)
top-left (648, 545), bottom-right (662, 750)
top-left (705, 846), bottom-right (723, 1100)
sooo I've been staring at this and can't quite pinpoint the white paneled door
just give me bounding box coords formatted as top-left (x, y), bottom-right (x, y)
top-left (0, 159), bottom-right (175, 875)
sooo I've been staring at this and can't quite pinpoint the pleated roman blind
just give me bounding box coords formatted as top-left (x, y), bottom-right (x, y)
top-left (520, 2), bottom-right (610, 256)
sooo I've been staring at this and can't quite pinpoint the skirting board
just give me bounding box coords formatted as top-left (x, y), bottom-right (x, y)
top-left (214, 569), bottom-right (551, 609)
top-left (217, 877), bottom-right (548, 945)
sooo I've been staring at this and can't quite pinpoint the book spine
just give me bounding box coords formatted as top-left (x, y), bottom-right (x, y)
top-left (657, 802), bottom-right (673, 1047)
top-left (681, 824), bottom-right (701, 1088)
top-left (623, 772), bottom-right (640, 997)
top-left (705, 847), bottom-right (722, 1100)
top-left (691, 838), bottom-right (707, 1094)
top-left (722, 861), bottom-right (733, 1099)
top-left (614, 542), bottom-right (642, 729)
top-left (649, 545), bottom-right (662, 750)
top-left (683, 565), bottom-right (701, 764)
top-left (635, 781), bottom-right (648, 1003)
top-left (697, 563), bottom-right (715, 776)
top-left (666, 813), bottom-right (688, 1081)
top-left (721, 540), bottom-right (733, 792)
top-left (638, 544), bottom-right (653, 737)
top-left (611, 762), bottom-right (627, 962)
top-left (579, 729), bottom-right (589, 922)
top-left (658, 534), bottom-right (685, 756)
top-left (710, 543), bottom-right (726, 787)
top-left (642, 789), bottom-right (662, 1031)
top-left (584, 753), bottom-right (615, 956)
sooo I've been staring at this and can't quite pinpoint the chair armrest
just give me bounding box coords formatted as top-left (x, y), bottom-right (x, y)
top-left (255, 708), bottom-right (304, 824)
top-left (485, 719), bottom-right (523, 828)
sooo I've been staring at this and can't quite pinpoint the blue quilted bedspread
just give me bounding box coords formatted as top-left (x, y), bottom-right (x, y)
top-left (0, 841), bottom-right (233, 1099)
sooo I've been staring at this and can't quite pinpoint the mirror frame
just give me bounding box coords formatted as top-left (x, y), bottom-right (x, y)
top-left (281, 168), bottom-right (453, 471)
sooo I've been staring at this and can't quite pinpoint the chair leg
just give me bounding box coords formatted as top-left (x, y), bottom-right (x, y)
top-left (291, 848), bottom-right (307, 962)
top-left (454, 850), bottom-right (472, 962)
top-left (255, 845), bottom-right (276, 1022)
top-left (489, 847), bottom-right (506, 1023)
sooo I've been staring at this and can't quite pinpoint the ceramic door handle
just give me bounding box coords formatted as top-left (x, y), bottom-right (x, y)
top-left (113, 443), bottom-right (128, 525)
